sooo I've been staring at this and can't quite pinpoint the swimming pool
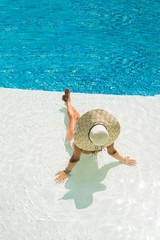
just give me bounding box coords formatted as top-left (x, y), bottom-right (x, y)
top-left (0, 0), bottom-right (159, 95)
top-left (1, 1), bottom-right (160, 238)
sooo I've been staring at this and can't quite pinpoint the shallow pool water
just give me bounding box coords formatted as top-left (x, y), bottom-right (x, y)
top-left (0, 88), bottom-right (160, 240)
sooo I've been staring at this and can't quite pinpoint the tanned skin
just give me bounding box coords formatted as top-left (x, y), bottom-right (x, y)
top-left (55, 89), bottom-right (136, 184)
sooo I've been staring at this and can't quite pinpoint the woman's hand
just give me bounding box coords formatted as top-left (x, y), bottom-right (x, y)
top-left (122, 156), bottom-right (136, 167)
top-left (55, 170), bottom-right (69, 184)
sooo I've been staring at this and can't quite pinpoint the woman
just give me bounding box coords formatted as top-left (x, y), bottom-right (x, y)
top-left (55, 88), bottom-right (136, 184)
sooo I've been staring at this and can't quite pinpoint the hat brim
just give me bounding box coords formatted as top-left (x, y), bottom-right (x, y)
top-left (74, 109), bottom-right (120, 151)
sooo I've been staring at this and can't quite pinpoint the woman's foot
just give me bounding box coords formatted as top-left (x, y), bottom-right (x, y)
top-left (62, 88), bottom-right (71, 105)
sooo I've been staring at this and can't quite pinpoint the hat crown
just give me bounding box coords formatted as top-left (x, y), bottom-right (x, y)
top-left (89, 124), bottom-right (109, 147)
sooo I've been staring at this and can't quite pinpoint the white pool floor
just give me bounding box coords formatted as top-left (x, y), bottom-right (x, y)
top-left (0, 88), bottom-right (160, 240)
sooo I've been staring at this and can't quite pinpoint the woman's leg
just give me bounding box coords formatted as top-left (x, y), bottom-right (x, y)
top-left (62, 88), bottom-right (80, 142)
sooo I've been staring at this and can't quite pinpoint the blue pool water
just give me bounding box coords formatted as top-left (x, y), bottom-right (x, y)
top-left (0, 0), bottom-right (159, 95)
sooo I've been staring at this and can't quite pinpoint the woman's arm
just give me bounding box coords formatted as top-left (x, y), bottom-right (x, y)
top-left (55, 143), bottom-right (81, 184)
top-left (107, 143), bottom-right (136, 167)
top-left (65, 144), bottom-right (81, 171)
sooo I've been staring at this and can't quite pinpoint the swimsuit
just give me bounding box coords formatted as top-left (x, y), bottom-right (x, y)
top-left (69, 138), bottom-right (74, 148)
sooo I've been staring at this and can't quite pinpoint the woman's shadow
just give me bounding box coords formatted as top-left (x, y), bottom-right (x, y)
top-left (59, 107), bottom-right (121, 209)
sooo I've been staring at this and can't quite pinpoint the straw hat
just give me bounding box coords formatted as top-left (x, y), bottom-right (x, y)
top-left (74, 109), bottom-right (120, 151)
